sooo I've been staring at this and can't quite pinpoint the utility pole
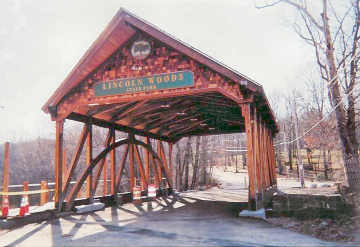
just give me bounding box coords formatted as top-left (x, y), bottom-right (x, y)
top-left (293, 100), bottom-right (305, 188)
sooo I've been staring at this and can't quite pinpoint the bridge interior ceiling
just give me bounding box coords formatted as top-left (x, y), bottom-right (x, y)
top-left (71, 91), bottom-right (244, 142)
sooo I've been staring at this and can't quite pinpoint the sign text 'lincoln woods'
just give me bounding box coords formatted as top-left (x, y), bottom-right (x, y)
top-left (94, 71), bottom-right (194, 97)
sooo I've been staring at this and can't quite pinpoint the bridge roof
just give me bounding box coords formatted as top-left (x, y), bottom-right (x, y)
top-left (42, 8), bottom-right (278, 142)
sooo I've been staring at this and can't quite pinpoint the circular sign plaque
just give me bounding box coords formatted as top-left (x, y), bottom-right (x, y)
top-left (131, 40), bottom-right (151, 60)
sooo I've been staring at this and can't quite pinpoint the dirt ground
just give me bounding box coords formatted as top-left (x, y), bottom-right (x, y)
top-left (0, 168), bottom-right (358, 247)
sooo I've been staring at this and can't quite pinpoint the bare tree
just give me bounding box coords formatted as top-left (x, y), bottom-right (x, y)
top-left (257, 0), bottom-right (360, 191)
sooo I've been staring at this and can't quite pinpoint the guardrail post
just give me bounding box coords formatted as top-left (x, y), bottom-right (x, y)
top-left (2, 142), bottom-right (10, 216)
top-left (40, 181), bottom-right (49, 206)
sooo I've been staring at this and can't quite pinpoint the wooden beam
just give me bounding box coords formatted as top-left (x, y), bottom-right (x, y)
top-left (110, 127), bottom-right (116, 195)
top-left (262, 121), bottom-right (271, 189)
top-left (91, 130), bottom-right (112, 198)
top-left (241, 104), bottom-right (256, 210)
top-left (62, 150), bottom-right (67, 184)
top-left (156, 142), bottom-right (163, 183)
top-left (115, 144), bottom-right (129, 189)
top-left (168, 143), bottom-right (173, 185)
top-left (149, 153), bottom-right (160, 188)
top-left (87, 103), bottom-right (126, 116)
top-left (86, 122), bottom-right (93, 202)
top-left (55, 120), bottom-right (64, 211)
top-left (65, 137), bottom-right (164, 210)
top-left (158, 141), bottom-right (169, 175)
top-left (62, 124), bottom-right (88, 195)
top-left (112, 100), bottom-right (149, 121)
top-left (103, 160), bottom-right (108, 196)
top-left (269, 132), bottom-right (277, 186)
top-left (144, 137), bottom-right (150, 183)
top-left (167, 119), bottom-right (209, 137)
top-left (253, 108), bottom-right (263, 208)
top-left (134, 144), bottom-right (147, 190)
top-left (157, 114), bottom-right (202, 135)
top-left (144, 114), bottom-right (179, 131)
top-left (128, 141), bottom-right (135, 192)
top-left (67, 112), bottom-right (173, 142)
top-left (154, 156), bottom-right (174, 189)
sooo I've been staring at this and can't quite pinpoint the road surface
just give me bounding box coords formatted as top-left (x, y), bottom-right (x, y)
top-left (0, 168), bottom-right (342, 247)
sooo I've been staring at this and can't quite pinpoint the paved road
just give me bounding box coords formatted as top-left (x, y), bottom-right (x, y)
top-left (0, 169), bottom-right (343, 247)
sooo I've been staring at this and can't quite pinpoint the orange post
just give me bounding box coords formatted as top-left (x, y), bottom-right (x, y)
top-left (40, 181), bottom-right (48, 206)
top-left (2, 142), bottom-right (10, 218)
top-left (24, 181), bottom-right (29, 214)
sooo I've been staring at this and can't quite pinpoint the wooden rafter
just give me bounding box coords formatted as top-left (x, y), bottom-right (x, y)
top-left (167, 119), bottom-right (209, 137)
top-left (156, 114), bottom-right (202, 135)
top-left (112, 100), bottom-right (149, 121)
top-left (109, 102), bottom-right (138, 119)
top-left (87, 103), bottom-right (126, 116)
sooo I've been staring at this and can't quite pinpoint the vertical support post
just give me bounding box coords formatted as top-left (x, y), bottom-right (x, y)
top-left (103, 159), bottom-right (108, 196)
top-left (134, 144), bottom-right (147, 190)
top-left (253, 109), bottom-right (263, 209)
top-left (110, 127), bottom-right (116, 195)
top-left (241, 104), bottom-right (257, 210)
top-left (62, 149), bottom-right (67, 184)
top-left (156, 141), bottom-right (163, 185)
top-left (259, 120), bottom-right (266, 191)
top-left (269, 135), bottom-right (277, 186)
top-left (2, 142), bottom-right (10, 198)
top-left (262, 122), bottom-right (270, 189)
top-left (129, 135), bottom-right (135, 193)
top-left (144, 137), bottom-right (150, 184)
top-left (86, 122), bottom-right (93, 202)
top-left (149, 154), bottom-right (160, 188)
top-left (55, 120), bottom-right (64, 211)
top-left (168, 143), bottom-right (173, 186)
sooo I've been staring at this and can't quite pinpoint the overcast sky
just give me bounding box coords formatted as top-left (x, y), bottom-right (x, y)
top-left (0, 0), bottom-right (314, 143)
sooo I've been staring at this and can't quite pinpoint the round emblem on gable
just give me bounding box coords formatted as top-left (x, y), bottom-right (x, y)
top-left (131, 40), bottom-right (151, 60)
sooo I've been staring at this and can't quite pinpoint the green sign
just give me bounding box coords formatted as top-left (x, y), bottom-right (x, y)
top-left (94, 71), bottom-right (194, 97)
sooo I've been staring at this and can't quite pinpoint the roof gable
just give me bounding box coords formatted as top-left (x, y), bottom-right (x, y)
top-left (42, 8), bottom-right (278, 134)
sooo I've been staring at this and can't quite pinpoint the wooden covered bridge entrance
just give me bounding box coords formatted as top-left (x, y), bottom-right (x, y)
top-left (42, 9), bottom-right (278, 212)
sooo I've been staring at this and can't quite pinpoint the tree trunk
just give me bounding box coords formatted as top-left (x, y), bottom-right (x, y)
top-left (235, 154), bottom-right (238, 173)
top-left (242, 152), bottom-right (246, 169)
top-left (321, 0), bottom-right (360, 192)
top-left (183, 137), bottom-right (192, 191)
top-left (191, 136), bottom-right (201, 189)
top-left (288, 144), bottom-right (293, 170)
top-left (322, 148), bottom-right (328, 180)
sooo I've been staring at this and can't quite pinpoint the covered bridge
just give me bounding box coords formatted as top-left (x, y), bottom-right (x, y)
top-left (42, 8), bottom-right (278, 212)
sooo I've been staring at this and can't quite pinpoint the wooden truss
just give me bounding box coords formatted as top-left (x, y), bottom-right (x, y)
top-left (55, 122), bottom-right (173, 211)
